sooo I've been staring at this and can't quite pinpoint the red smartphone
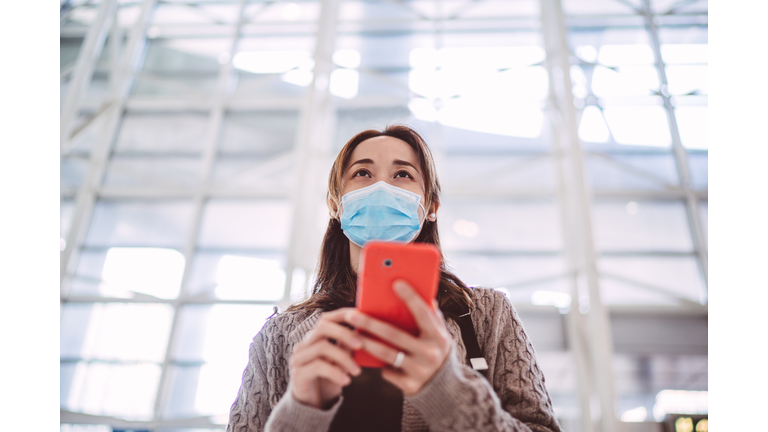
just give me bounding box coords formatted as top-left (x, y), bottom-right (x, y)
top-left (353, 241), bottom-right (442, 368)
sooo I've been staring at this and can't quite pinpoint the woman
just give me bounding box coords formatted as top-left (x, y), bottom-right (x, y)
top-left (226, 125), bottom-right (562, 432)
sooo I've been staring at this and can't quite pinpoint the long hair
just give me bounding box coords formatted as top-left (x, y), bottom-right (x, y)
top-left (286, 125), bottom-right (473, 320)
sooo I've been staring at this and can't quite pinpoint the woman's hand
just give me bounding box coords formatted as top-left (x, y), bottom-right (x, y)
top-left (344, 281), bottom-right (452, 396)
top-left (290, 308), bottom-right (363, 409)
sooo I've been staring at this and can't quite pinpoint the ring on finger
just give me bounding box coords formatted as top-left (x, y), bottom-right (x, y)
top-left (393, 351), bottom-right (405, 369)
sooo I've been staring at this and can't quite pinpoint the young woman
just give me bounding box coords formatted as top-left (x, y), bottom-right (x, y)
top-left (226, 125), bottom-right (562, 432)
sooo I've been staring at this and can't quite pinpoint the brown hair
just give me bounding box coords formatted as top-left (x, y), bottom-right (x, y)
top-left (286, 125), bottom-right (473, 320)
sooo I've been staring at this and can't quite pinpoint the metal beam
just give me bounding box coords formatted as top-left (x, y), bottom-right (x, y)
top-left (60, 0), bottom-right (159, 298)
top-left (60, 0), bottom-right (116, 152)
top-left (151, 0), bottom-right (250, 421)
top-left (642, 0), bottom-right (708, 294)
top-left (281, 0), bottom-right (342, 309)
top-left (540, 0), bottom-right (619, 429)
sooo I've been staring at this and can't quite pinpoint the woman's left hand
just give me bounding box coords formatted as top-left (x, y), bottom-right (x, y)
top-left (344, 280), bottom-right (452, 396)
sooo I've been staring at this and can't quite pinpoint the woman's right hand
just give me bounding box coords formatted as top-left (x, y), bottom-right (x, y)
top-left (290, 308), bottom-right (363, 409)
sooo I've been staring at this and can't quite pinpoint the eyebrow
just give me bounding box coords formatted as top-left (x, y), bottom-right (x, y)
top-left (349, 158), bottom-right (418, 170)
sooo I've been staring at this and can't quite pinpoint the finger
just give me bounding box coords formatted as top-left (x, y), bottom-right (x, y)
top-left (358, 335), bottom-right (406, 369)
top-left (345, 310), bottom-right (419, 352)
top-left (301, 359), bottom-right (352, 387)
top-left (292, 340), bottom-right (362, 376)
top-left (393, 281), bottom-right (442, 338)
top-left (305, 314), bottom-right (363, 350)
top-left (432, 300), bottom-right (446, 324)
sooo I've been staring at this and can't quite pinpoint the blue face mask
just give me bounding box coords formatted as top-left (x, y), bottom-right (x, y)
top-left (339, 181), bottom-right (427, 247)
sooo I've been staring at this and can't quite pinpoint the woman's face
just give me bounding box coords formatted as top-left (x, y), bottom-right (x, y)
top-left (340, 135), bottom-right (428, 215)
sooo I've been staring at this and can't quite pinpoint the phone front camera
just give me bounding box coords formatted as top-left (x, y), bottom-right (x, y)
top-left (383, 259), bottom-right (393, 267)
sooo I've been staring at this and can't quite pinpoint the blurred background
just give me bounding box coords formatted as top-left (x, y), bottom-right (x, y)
top-left (59, 0), bottom-right (707, 430)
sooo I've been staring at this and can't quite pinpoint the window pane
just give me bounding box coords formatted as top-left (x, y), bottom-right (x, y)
top-left (676, 106), bottom-right (708, 150)
top-left (186, 251), bottom-right (286, 300)
top-left (85, 200), bottom-right (195, 247)
top-left (439, 200), bottom-right (562, 252)
top-left (220, 111), bottom-right (299, 156)
top-left (172, 304), bottom-right (276, 362)
top-left (444, 254), bottom-right (568, 305)
top-left (115, 112), bottom-right (209, 154)
top-left (197, 200), bottom-right (292, 249)
top-left (61, 199), bottom-right (75, 240)
top-left (61, 156), bottom-right (88, 190)
top-left (441, 154), bottom-right (556, 191)
top-left (61, 303), bottom-right (173, 361)
top-left (586, 152), bottom-right (679, 190)
top-left (592, 200), bottom-right (693, 251)
top-left (103, 157), bottom-right (201, 187)
top-left (688, 152), bottom-right (707, 189)
top-left (602, 105), bottom-right (671, 148)
top-left (61, 361), bottom-right (161, 420)
top-left (599, 256), bottom-right (705, 304)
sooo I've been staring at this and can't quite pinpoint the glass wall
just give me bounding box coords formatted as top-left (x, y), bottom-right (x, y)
top-left (60, 0), bottom-right (707, 429)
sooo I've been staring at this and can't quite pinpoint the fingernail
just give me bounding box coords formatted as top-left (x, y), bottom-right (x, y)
top-left (351, 336), bottom-right (363, 348)
top-left (393, 281), bottom-right (406, 294)
top-left (348, 312), bottom-right (361, 325)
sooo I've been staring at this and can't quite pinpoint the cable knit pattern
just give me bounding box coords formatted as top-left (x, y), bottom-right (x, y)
top-left (226, 288), bottom-right (562, 432)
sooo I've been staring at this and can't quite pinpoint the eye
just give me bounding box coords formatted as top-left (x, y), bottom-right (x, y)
top-left (394, 170), bottom-right (414, 179)
top-left (353, 169), bottom-right (371, 178)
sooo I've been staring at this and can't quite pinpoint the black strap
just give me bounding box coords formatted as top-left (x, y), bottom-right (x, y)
top-left (456, 303), bottom-right (489, 377)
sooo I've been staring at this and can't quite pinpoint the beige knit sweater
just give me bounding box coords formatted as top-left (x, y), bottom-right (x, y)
top-left (226, 288), bottom-right (562, 432)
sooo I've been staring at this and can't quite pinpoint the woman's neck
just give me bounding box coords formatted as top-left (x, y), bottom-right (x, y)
top-left (349, 241), bottom-right (362, 273)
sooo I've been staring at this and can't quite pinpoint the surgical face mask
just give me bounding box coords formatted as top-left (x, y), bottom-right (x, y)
top-left (338, 181), bottom-right (427, 247)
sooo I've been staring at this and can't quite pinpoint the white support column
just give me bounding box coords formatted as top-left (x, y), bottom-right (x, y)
top-left (540, 0), bottom-right (618, 430)
top-left (282, 0), bottom-right (342, 309)
top-left (60, 0), bottom-right (116, 151)
top-left (642, 0), bottom-right (708, 293)
top-left (60, 0), bottom-right (158, 298)
top-left (151, 0), bottom-right (250, 420)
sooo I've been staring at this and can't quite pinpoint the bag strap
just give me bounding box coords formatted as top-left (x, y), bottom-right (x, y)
top-left (456, 302), bottom-right (489, 377)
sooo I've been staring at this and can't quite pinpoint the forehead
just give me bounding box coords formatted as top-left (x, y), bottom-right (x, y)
top-left (346, 136), bottom-right (420, 169)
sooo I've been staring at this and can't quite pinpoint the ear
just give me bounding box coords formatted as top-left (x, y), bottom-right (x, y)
top-left (427, 202), bottom-right (439, 222)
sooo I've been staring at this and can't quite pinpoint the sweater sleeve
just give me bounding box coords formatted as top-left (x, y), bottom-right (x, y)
top-left (405, 290), bottom-right (561, 432)
top-left (226, 313), bottom-right (343, 432)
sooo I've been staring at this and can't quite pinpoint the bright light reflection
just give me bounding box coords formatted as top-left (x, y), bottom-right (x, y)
top-left (408, 46), bottom-right (547, 138)
top-left (591, 65), bottom-right (659, 98)
top-left (621, 406), bottom-right (648, 422)
top-left (603, 106), bottom-right (671, 147)
top-left (531, 290), bottom-right (571, 309)
top-left (233, 50), bottom-right (311, 74)
top-left (67, 362), bottom-right (160, 420)
top-left (100, 247), bottom-right (185, 299)
top-left (675, 106), bottom-right (708, 149)
top-left (215, 255), bottom-right (285, 301)
top-left (653, 390), bottom-right (708, 421)
top-left (578, 106), bottom-right (610, 143)
top-left (575, 45), bottom-right (598, 63)
top-left (330, 68), bottom-right (359, 99)
top-left (196, 304), bottom-right (276, 414)
top-left (290, 267), bottom-right (308, 303)
top-left (333, 49), bottom-right (361, 68)
top-left (666, 65), bottom-right (708, 95)
top-left (410, 46), bottom-right (546, 70)
top-left (437, 98), bottom-right (545, 138)
top-left (282, 2), bottom-right (301, 20)
top-left (78, 303), bottom-right (173, 362)
top-left (598, 44), bottom-right (655, 66)
top-left (660, 44), bottom-right (708, 64)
